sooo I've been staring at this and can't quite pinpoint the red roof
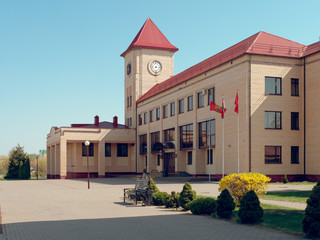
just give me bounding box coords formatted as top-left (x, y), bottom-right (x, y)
top-left (137, 31), bottom-right (308, 103)
top-left (303, 41), bottom-right (320, 57)
top-left (121, 18), bottom-right (178, 57)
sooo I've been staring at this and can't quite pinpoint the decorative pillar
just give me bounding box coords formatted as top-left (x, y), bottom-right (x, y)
top-left (98, 141), bottom-right (105, 178)
top-left (60, 139), bottom-right (67, 179)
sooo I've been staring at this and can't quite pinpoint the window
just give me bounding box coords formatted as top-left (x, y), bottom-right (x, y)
top-left (130, 96), bottom-right (132, 107)
top-left (265, 111), bottom-right (281, 129)
top-left (170, 102), bottom-right (175, 116)
top-left (179, 99), bottom-right (184, 114)
top-left (180, 124), bottom-right (193, 149)
top-left (265, 146), bottom-right (281, 164)
top-left (198, 92), bottom-right (204, 108)
top-left (150, 110), bottom-right (154, 122)
top-left (188, 95), bottom-right (193, 111)
top-left (117, 144), bottom-right (128, 157)
top-left (207, 149), bottom-right (213, 165)
top-left (156, 108), bottom-right (160, 120)
top-left (138, 114), bottom-right (142, 126)
top-left (157, 155), bottom-right (161, 166)
top-left (127, 97), bottom-right (129, 108)
top-left (291, 112), bottom-right (299, 130)
top-left (105, 143), bottom-right (111, 157)
top-left (199, 120), bottom-right (215, 147)
top-left (291, 146), bottom-right (299, 164)
top-left (139, 134), bottom-right (147, 154)
top-left (265, 77), bottom-right (281, 95)
top-left (82, 143), bottom-right (94, 157)
top-left (151, 131), bottom-right (160, 153)
top-left (163, 105), bottom-right (168, 118)
top-left (164, 128), bottom-right (175, 142)
top-left (291, 78), bottom-right (299, 96)
top-left (208, 88), bottom-right (215, 105)
top-left (129, 118), bottom-right (132, 126)
top-left (187, 151), bottom-right (192, 165)
top-left (144, 112), bottom-right (147, 124)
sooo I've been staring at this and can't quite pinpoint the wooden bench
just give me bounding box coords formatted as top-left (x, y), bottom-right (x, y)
top-left (123, 178), bottom-right (153, 205)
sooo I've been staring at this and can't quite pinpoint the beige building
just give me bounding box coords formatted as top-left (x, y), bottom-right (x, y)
top-left (47, 18), bottom-right (320, 181)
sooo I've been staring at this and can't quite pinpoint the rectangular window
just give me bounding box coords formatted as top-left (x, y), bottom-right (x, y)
top-left (265, 77), bottom-right (281, 95)
top-left (151, 131), bottom-right (160, 153)
top-left (127, 97), bottom-right (129, 108)
top-left (291, 112), bottom-right (299, 130)
top-left (82, 143), bottom-right (94, 157)
top-left (265, 146), bottom-right (281, 164)
top-left (199, 120), bottom-right (215, 147)
top-left (117, 144), bottom-right (128, 157)
top-left (164, 128), bottom-right (175, 142)
top-left (144, 112), bottom-right (147, 124)
top-left (157, 155), bottom-right (161, 166)
top-left (187, 151), bottom-right (192, 165)
top-left (170, 102), bottom-right (175, 116)
top-left (156, 108), bottom-right (160, 120)
top-left (130, 96), bottom-right (132, 107)
top-left (139, 134), bottom-right (147, 155)
top-left (208, 87), bottom-right (215, 105)
top-left (207, 149), bottom-right (213, 165)
top-left (150, 110), bottom-right (154, 122)
top-left (291, 146), bottom-right (299, 164)
top-left (163, 105), bottom-right (168, 118)
top-left (265, 111), bottom-right (281, 129)
top-left (180, 124), bottom-right (193, 149)
top-left (188, 95), bottom-right (193, 111)
top-left (105, 143), bottom-right (111, 157)
top-left (138, 114), bottom-right (142, 126)
top-left (198, 92), bottom-right (204, 108)
top-left (179, 99), bottom-right (184, 114)
top-left (129, 118), bottom-right (132, 126)
top-left (291, 78), bottom-right (299, 96)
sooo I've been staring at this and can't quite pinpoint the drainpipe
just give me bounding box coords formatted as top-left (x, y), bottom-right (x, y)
top-left (249, 55), bottom-right (252, 172)
top-left (303, 58), bottom-right (306, 178)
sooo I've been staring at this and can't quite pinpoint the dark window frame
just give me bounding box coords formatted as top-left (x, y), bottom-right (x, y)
top-left (187, 151), bottom-right (192, 165)
top-left (265, 111), bottom-right (282, 129)
top-left (139, 134), bottom-right (147, 155)
top-left (164, 128), bottom-right (175, 142)
top-left (117, 143), bottom-right (128, 157)
top-left (138, 114), bottom-right (142, 126)
top-left (150, 110), bottom-right (154, 122)
top-left (198, 92), bottom-right (204, 108)
top-left (188, 95), bottom-right (193, 111)
top-left (170, 102), bottom-right (175, 116)
top-left (208, 87), bottom-right (215, 105)
top-left (265, 76), bottom-right (282, 95)
top-left (150, 131), bottom-right (160, 153)
top-left (82, 143), bottom-right (94, 157)
top-left (265, 146), bottom-right (282, 164)
top-left (180, 124), bottom-right (193, 150)
top-left (144, 112), bottom-right (147, 124)
top-left (291, 146), bottom-right (299, 164)
top-left (179, 99), bottom-right (184, 114)
top-left (163, 105), bottom-right (168, 118)
top-left (157, 154), bottom-right (161, 166)
top-left (199, 120), bottom-right (215, 148)
top-left (291, 112), bottom-right (299, 130)
top-left (207, 149), bottom-right (213, 165)
top-left (156, 108), bottom-right (160, 120)
top-left (105, 143), bottom-right (111, 157)
top-left (291, 78), bottom-right (299, 97)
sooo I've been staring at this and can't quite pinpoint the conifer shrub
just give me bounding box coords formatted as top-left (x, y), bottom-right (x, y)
top-left (217, 189), bottom-right (235, 219)
top-left (302, 183), bottom-right (320, 238)
top-left (153, 192), bottom-right (169, 206)
top-left (219, 173), bottom-right (271, 205)
top-left (165, 191), bottom-right (180, 209)
top-left (238, 190), bottom-right (263, 224)
top-left (179, 182), bottom-right (196, 210)
top-left (149, 178), bottom-right (159, 193)
top-left (282, 174), bottom-right (289, 184)
top-left (189, 197), bottom-right (217, 215)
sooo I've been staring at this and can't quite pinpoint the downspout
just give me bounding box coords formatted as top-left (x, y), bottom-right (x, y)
top-left (249, 55), bottom-right (252, 172)
top-left (303, 58), bottom-right (306, 178)
top-left (135, 102), bottom-right (138, 173)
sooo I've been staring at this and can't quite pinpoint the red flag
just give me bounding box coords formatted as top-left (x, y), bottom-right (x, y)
top-left (234, 92), bottom-right (239, 114)
top-left (222, 97), bottom-right (226, 119)
top-left (210, 101), bottom-right (222, 113)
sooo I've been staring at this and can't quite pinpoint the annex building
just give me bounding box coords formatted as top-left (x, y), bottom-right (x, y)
top-left (47, 18), bottom-right (320, 181)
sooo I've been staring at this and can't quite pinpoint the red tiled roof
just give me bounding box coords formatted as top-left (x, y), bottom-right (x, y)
top-left (121, 18), bottom-right (178, 57)
top-left (137, 31), bottom-right (307, 103)
top-left (302, 41), bottom-right (320, 57)
top-left (71, 121), bottom-right (127, 129)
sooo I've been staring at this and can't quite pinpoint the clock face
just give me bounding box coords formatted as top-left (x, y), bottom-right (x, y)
top-left (150, 61), bottom-right (162, 74)
top-left (127, 63), bottom-right (131, 75)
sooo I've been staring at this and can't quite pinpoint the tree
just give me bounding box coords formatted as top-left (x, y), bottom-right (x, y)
top-left (0, 155), bottom-right (9, 177)
top-left (179, 182), bottom-right (196, 210)
top-left (5, 145), bottom-right (30, 179)
top-left (238, 190), bottom-right (263, 224)
top-left (217, 189), bottom-right (236, 219)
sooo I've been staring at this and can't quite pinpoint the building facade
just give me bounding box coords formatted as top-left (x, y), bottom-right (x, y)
top-left (47, 18), bottom-right (320, 181)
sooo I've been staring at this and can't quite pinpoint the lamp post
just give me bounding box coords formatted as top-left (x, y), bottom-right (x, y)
top-left (85, 140), bottom-right (90, 189)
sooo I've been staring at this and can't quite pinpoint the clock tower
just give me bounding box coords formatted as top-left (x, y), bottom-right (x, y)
top-left (121, 18), bottom-right (178, 128)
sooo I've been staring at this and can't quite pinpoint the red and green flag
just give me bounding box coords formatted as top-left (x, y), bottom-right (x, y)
top-left (210, 98), bottom-right (227, 119)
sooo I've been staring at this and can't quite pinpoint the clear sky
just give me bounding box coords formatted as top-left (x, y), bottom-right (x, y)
top-left (1, 0), bottom-right (319, 156)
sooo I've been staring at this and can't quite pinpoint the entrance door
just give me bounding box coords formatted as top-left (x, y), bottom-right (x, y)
top-left (164, 153), bottom-right (175, 173)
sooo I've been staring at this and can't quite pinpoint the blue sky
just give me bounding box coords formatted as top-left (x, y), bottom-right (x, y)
top-left (1, 0), bottom-right (319, 156)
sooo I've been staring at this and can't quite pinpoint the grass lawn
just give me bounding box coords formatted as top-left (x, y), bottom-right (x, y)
top-left (269, 181), bottom-right (316, 185)
top-left (261, 191), bottom-right (311, 203)
top-left (230, 203), bottom-right (305, 235)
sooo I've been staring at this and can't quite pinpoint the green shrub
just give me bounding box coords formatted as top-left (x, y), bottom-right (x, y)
top-left (179, 182), bottom-right (196, 210)
top-left (153, 192), bottom-right (169, 206)
top-left (189, 197), bottom-right (217, 215)
top-left (238, 190), bottom-right (263, 224)
top-left (302, 184), bottom-right (320, 238)
top-left (217, 189), bottom-right (235, 219)
top-left (282, 175), bottom-right (289, 184)
top-left (165, 191), bottom-right (180, 208)
top-left (149, 178), bottom-right (159, 193)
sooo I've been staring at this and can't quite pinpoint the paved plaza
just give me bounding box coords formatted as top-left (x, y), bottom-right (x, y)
top-left (0, 178), bottom-right (312, 240)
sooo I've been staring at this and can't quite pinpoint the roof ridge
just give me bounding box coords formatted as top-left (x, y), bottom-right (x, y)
top-left (246, 31), bottom-right (262, 53)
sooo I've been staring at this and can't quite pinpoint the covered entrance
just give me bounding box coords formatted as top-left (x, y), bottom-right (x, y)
top-left (164, 152), bottom-right (175, 174)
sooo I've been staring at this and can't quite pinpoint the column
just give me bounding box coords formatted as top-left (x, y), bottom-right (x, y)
top-left (60, 139), bottom-right (67, 179)
top-left (98, 142), bottom-right (105, 178)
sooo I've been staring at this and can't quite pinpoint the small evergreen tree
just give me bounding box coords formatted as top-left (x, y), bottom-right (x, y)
top-left (217, 189), bottom-right (236, 219)
top-left (149, 178), bottom-right (159, 193)
top-left (302, 183), bottom-right (320, 238)
top-left (282, 175), bottom-right (289, 184)
top-left (189, 197), bottom-right (217, 215)
top-left (5, 145), bottom-right (30, 179)
top-left (165, 191), bottom-right (180, 209)
top-left (238, 190), bottom-right (263, 224)
top-left (179, 182), bottom-right (196, 210)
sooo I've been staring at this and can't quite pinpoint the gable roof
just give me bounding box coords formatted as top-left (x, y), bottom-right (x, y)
top-left (137, 31), bottom-right (307, 103)
top-left (121, 18), bottom-right (178, 57)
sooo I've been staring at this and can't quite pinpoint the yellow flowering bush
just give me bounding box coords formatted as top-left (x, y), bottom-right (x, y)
top-left (219, 173), bottom-right (271, 205)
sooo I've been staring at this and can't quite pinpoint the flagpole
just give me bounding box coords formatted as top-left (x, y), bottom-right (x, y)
top-left (222, 95), bottom-right (225, 178)
top-left (237, 90), bottom-right (239, 174)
